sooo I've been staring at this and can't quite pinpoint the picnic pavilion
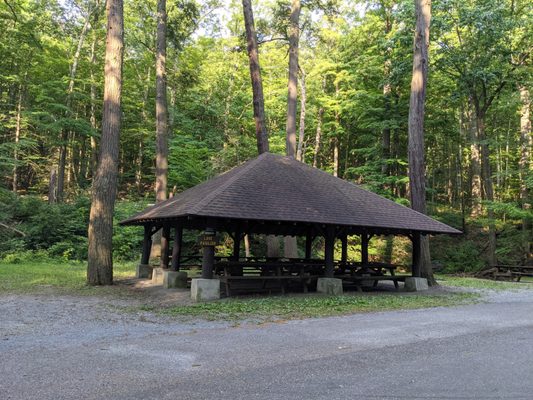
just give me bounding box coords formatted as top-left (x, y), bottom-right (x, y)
top-left (120, 152), bottom-right (461, 300)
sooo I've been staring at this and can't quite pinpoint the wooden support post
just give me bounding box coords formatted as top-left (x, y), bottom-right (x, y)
top-left (361, 233), bottom-right (369, 265)
top-left (201, 227), bottom-right (216, 279)
top-left (324, 226), bottom-right (335, 278)
top-left (140, 224), bottom-right (152, 265)
top-left (341, 235), bottom-right (348, 264)
top-left (170, 225), bottom-right (183, 271)
top-left (411, 232), bottom-right (421, 277)
top-left (305, 233), bottom-right (313, 259)
top-left (232, 225), bottom-right (241, 261)
top-left (160, 225), bottom-right (170, 269)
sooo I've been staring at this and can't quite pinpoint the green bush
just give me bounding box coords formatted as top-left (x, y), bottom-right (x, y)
top-left (0, 190), bottom-right (148, 262)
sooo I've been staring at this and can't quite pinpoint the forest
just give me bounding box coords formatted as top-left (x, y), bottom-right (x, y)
top-left (0, 0), bottom-right (531, 279)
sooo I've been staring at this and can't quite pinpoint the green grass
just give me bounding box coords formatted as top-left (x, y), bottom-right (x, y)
top-left (160, 291), bottom-right (480, 321)
top-left (0, 260), bottom-right (136, 295)
top-left (436, 275), bottom-right (533, 291)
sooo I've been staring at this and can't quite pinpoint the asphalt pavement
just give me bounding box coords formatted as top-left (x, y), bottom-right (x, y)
top-left (1, 289), bottom-right (532, 400)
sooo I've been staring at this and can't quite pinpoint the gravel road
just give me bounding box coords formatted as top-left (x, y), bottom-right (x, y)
top-left (1, 288), bottom-right (533, 400)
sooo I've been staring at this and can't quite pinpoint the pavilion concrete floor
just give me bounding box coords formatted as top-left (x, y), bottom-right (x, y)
top-left (1, 288), bottom-right (533, 400)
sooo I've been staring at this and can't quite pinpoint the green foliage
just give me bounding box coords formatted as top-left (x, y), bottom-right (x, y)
top-left (0, 191), bottom-right (148, 262)
top-left (160, 291), bottom-right (478, 320)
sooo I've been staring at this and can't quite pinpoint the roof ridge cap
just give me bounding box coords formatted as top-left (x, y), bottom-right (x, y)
top-left (188, 154), bottom-right (265, 214)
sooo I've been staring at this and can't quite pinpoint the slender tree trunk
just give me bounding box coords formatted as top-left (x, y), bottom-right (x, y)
top-left (382, 10), bottom-right (392, 177)
top-left (313, 106), bottom-right (324, 168)
top-left (519, 85), bottom-right (531, 262)
top-left (87, 0), bottom-right (124, 285)
top-left (477, 115), bottom-right (497, 266)
top-left (285, 0), bottom-right (300, 157)
top-left (48, 168), bottom-right (57, 203)
top-left (242, 0), bottom-right (269, 153)
top-left (333, 137), bottom-right (339, 177)
top-left (282, 0), bottom-right (301, 258)
top-left (57, 11), bottom-right (92, 201)
top-left (136, 66), bottom-right (151, 193)
top-left (407, 0), bottom-right (434, 285)
top-left (296, 67), bottom-right (306, 162)
top-left (12, 85), bottom-right (22, 192)
top-left (152, 0), bottom-right (169, 263)
top-left (468, 101), bottom-right (482, 216)
top-left (155, 0), bottom-right (168, 205)
top-left (242, 0), bottom-right (276, 254)
top-left (89, 4), bottom-right (100, 179)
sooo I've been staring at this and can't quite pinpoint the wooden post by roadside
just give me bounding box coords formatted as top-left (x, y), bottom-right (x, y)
top-left (411, 231), bottom-right (421, 277)
top-left (305, 232), bottom-right (313, 259)
top-left (232, 225), bottom-right (241, 261)
top-left (160, 225), bottom-right (170, 268)
top-left (170, 225), bottom-right (182, 271)
top-left (141, 224), bottom-right (153, 265)
top-left (341, 235), bottom-right (348, 264)
top-left (361, 233), bottom-right (369, 265)
top-left (201, 228), bottom-right (216, 279)
top-left (324, 226), bottom-right (335, 277)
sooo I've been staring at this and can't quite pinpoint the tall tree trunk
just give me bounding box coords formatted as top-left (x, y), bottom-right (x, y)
top-left (242, 0), bottom-right (276, 254)
top-left (136, 66), bottom-right (151, 193)
top-left (407, 0), bottom-right (434, 285)
top-left (89, 2), bottom-right (101, 179)
top-left (282, 0), bottom-right (301, 258)
top-left (87, 0), bottom-right (124, 285)
top-left (12, 84), bottom-right (22, 192)
top-left (152, 0), bottom-right (169, 262)
top-left (57, 10), bottom-right (92, 201)
top-left (313, 107), bottom-right (324, 168)
top-left (155, 0), bottom-right (168, 204)
top-left (382, 9), bottom-right (392, 177)
top-left (477, 115), bottom-right (497, 266)
top-left (519, 85), bottom-right (531, 262)
top-left (333, 137), bottom-right (339, 177)
top-left (468, 102), bottom-right (482, 216)
top-left (296, 67), bottom-right (306, 162)
top-left (285, 0), bottom-right (300, 158)
top-left (242, 0), bottom-right (269, 153)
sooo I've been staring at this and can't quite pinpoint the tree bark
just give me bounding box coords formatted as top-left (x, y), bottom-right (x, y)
top-left (519, 85), bottom-right (532, 262)
top-left (313, 106), bottom-right (324, 168)
top-left (282, 0), bottom-right (301, 258)
top-left (407, 0), bottom-right (434, 285)
top-left (155, 0), bottom-right (168, 205)
top-left (242, 0), bottom-right (269, 154)
top-left (12, 84), bottom-right (22, 192)
top-left (382, 8), bottom-right (392, 177)
top-left (468, 100), bottom-right (482, 216)
top-left (87, 0), bottom-right (124, 285)
top-left (285, 0), bottom-right (300, 157)
top-left (477, 115), bottom-right (497, 266)
top-left (333, 137), bottom-right (339, 177)
top-left (296, 67), bottom-right (306, 162)
top-left (89, 2), bottom-right (101, 179)
top-left (57, 10), bottom-right (92, 201)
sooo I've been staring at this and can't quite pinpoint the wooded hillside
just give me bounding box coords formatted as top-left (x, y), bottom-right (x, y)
top-left (0, 0), bottom-right (531, 270)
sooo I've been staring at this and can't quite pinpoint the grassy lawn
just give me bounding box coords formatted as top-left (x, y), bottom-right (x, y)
top-left (158, 291), bottom-right (479, 321)
top-left (12, 261), bottom-right (533, 320)
top-left (436, 275), bottom-right (533, 291)
top-left (0, 261), bottom-right (136, 295)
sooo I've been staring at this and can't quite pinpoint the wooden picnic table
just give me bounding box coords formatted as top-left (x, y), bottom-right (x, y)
top-left (493, 265), bottom-right (533, 282)
top-left (336, 262), bottom-right (407, 291)
top-left (216, 259), bottom-right (317, 296)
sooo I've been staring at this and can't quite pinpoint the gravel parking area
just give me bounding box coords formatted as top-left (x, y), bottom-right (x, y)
top-left (1, 287), bottom-right (533, 399)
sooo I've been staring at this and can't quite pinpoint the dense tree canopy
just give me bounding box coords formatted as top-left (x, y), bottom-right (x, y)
top-left (0, 0), bottom-right (531, 269)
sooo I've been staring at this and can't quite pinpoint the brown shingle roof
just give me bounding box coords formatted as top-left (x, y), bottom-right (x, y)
top-left (120, 152), bottom-right (461, 235)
